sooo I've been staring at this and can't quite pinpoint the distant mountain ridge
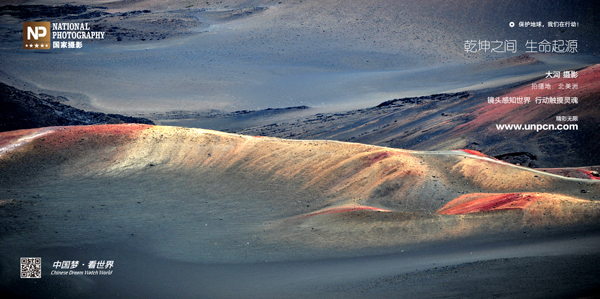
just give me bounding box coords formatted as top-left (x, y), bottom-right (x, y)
top-left (0, 82), bottom-right (154, 133)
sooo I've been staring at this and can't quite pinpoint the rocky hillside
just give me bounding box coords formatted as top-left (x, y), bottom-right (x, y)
top-left (0, 82), bottom-right (154, 132)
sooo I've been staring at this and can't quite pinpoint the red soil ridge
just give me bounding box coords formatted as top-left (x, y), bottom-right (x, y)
top-left (40, 124), bottom-right (152, 149)
top-left (458, 149), bottom-right (491, 158)
top-left (296, 205), bottom-right (393, 219)
top-left (0, 124), bottom-right (154, 160)
top-left (369, 151), bottom-right (393, 164)
top-left (537, 167), bottom-right (600, 181)
top-left (581, 170), bottom-right (600, 180)
top-left (0, 128), bottom-right (45, 149)
top-left (0, 127), bottom-right (56, 157)
top-left (437, 193), bottom-right (542, 215)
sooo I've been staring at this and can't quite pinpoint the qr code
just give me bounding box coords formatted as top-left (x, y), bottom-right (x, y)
top-left (20, 257), bottom-right (41, 278)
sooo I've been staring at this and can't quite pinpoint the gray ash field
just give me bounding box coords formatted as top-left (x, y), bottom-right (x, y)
top-left (1, 0), bottom-right (600, 298)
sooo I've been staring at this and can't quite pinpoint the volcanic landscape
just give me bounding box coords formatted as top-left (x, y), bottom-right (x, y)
top-left (1, 0), bottom-right (600, 298)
